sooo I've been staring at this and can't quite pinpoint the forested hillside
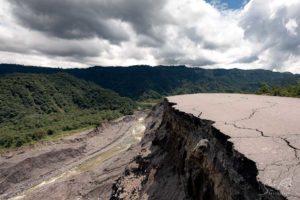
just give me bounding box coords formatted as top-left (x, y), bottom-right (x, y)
top-left (70, 66), bottom-right (299, 99)
top-left (0, 64), bottom-right (299, 148)
top-left (1, 64), bottom-right (299, 100)
top-left (257, 81), bottom-right (300, 97)
top-left (0, 73), bottom-right (135, 148)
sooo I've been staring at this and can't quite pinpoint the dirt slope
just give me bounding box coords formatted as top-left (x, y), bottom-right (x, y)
top-left (0, 111), bottom-right (147, 200)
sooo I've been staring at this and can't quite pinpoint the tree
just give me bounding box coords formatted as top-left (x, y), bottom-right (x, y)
top-left (257, 83), bottom-right (270, 94)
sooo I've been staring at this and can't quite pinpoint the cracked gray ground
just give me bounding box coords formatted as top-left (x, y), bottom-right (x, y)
top-left (168, 93), bottom-right (300, 199)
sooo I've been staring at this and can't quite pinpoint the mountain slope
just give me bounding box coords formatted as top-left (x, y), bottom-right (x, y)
top-left (70, 66), bottom-right (300, 99)
top-left (0, 64), bottom-right (299, 100)
top-left (0, 73), bottom-right (135, 148)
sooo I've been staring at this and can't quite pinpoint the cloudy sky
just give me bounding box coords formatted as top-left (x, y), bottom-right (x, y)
top-left (0, 0), bottom-right (300, 73)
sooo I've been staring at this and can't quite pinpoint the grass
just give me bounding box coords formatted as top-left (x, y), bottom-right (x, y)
top-left (0, 98), bottom-right (161, 151)
top-left (0, 127), bottom-right (94, 153)
top-left (137, 99), bottom-right (163, 110)
top-left (42, 126), bottom-right (94, 142)
top-left (0, 109), bottom-right (124, 149)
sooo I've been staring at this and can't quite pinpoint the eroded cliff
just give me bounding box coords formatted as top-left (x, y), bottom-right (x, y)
top-left (111, 99), bottom-right (286, 200)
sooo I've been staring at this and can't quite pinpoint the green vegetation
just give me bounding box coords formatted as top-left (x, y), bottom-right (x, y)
top-left (0, 64), bottom-right (299, 148)
top-left (137, 99), bottom-right (163, 110)
top-left (257, 82), bottom-right (300, 97)
top-left (0, 73), bottom-right (135, 148)
top-left (1, 64), bottom-right (299, 100)
top-left (69, 66), bottom-right (299, 99)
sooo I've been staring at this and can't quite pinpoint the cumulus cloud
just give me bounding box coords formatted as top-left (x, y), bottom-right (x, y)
top-left (286, 19), bottom-right (298, 36)
top-left (9, 0), bottom-right (171, 43)
top-left (239, 0), bottom-right (300, 72)
top-left (0, 0), bottom-right (299, 73)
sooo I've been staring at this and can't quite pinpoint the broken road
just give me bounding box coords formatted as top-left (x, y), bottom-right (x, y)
top-left (168, 93), bottom-right (300, 199)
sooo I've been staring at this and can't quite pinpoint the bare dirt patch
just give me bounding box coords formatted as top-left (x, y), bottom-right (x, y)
top-left (0, 111), bottom-right (148, 200)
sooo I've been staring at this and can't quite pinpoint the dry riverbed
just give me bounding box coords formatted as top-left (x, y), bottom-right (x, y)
top-left (0, 111), bottom-right (147, 200)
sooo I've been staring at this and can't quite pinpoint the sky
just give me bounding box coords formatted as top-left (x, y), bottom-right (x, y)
top-left (0, 0), bottom-right (299, 73)
top-left (205, 0), bottom-right (248, 10)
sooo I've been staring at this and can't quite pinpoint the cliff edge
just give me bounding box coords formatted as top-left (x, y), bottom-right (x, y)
top-left (111, 94), bottom-right (300, 200)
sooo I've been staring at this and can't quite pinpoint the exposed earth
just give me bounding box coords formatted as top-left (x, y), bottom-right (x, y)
top-left (1, 94), bottom-right (300, 200)
top-left (0, 111), bottom-right (147, 200)
top-left (112, 94), bottom-right (300, 200)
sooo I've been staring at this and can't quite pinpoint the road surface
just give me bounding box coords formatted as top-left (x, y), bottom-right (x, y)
top-left (168, 93), bottom-right (300, 199)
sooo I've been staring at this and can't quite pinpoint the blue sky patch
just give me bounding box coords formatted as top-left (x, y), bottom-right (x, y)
top-left (205, 0), bottom-right (249, 10)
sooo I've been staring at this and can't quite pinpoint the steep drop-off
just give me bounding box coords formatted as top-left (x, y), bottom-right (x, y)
top-left (111, 100), bottom-right (285, 200)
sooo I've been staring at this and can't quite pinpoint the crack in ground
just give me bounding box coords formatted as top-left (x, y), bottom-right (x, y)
top-left (227, 121), bottom-right (300, 160)
top-left (231, 102), bottom-right (278, 124)
top-left (279, 137), bottom-right (300, 159)
top-left (226, 122), bottom-right (300, 160)
top-left (223, 101), bottom-right (300, 159)
top-left (224, 122), bottom-right (268, 138)
top-left (222, 101), bottom-right (278, 138)
top-left (195, 99), bottom-right (300, 197)
top-left (223, 102), bottom-right (279, 142)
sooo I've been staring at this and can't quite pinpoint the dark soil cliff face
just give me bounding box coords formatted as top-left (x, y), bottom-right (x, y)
top-left (111, 100), bottom-right (286, 200)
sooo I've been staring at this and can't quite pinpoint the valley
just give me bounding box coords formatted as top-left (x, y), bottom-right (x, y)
top-left (0, 111), bottom-right (147, 200)
top-left (1, 0), bottom-right (300, 198)
top-left (0, 65), bottom-right (299, 200)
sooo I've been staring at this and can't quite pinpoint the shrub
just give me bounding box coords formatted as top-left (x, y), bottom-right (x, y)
top-left (31, 131), bottom-right (47, 141)
top-left (47, 129), bottom-right (54, 135)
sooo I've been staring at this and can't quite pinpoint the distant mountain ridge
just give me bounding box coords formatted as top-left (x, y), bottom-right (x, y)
top-left (0, 64), bottom-right (299, 100)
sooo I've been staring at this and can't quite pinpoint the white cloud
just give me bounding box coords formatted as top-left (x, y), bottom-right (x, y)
top-left (0, 0), bottom-right (299, 73)
top-left (286, 19), bottom-right (298, 36)
top-left (239, 0), bottom-right (300, 73)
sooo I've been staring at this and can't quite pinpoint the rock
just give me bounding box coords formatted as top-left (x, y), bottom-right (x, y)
top-left (194, 139), bottom-right (209, 152)
top-left (1, 152), bottom-right (14, 159)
